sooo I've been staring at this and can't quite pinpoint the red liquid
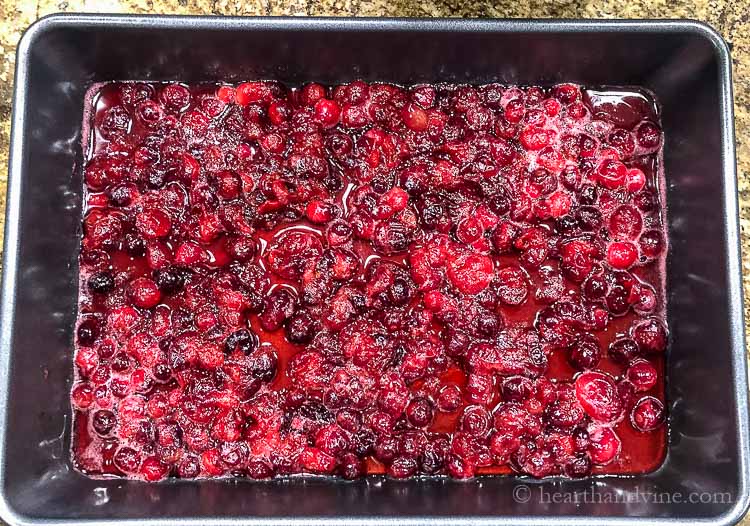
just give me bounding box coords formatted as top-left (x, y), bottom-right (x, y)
top-left (72, 81), bottom-right (668, 480)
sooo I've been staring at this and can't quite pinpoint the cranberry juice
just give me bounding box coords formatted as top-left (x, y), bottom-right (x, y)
top-left (72, 80), bottom-right (668, 481)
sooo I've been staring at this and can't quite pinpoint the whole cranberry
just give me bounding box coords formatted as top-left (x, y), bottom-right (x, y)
top-left (92, 409), bottom-right (117, 436)
top-left (565, 454), bottom-right (592, 477)
top-left (285, 310), bottom-right (315, 344)
top-left (639, 229), bottom-right (664, 259)
top-left (88, 271), bottom-right (115, 295)
top-left (128, 277), bottom-right (162, 309)
top-left (608, 337), bottom-right (641, 364)
top-left (406, 397), bottom-right (434, 428)
top-left (389, 455), bottom-right (418, 478)
top-left (501, 376), bottom-right (532, 402)
top-left (77, 318), bottom-right (100, 346)
top-left (636, 121), bottom-right (662, 148)
top-left (626, 359), bottom-right (658, 392)
top-left (314, 99), bottom-right (341, 128)
top-left (153, 267), bottom-right (186, 294)
top-left (141, 456), bottom-right (170, 481)
top-left (114, 447), bottom-right (141, 473)
top-left (631, 396), bottom-right (666, 432)
top-left (568, 333), bottom-right (602, 370)
top-left (250, 346), bottom-right (278, 382)
top-left (632, 318), bottom-right (668, 353)
top-left (339, 453), bottom-right (364, 479)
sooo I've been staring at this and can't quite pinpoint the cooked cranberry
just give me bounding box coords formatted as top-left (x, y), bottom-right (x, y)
top-left (153, 267), bottom-right (185, 294)
top-left (128, 277), bottom-right (162, 308)
top-left (75, 81), bottom-right (667, 480)
top-left (285, 310), bottom-right (315, 344)
top-left (114, 447), bottom-right (141, 473)
top-left (437, 385), bottom-right (463, 412)
top-left (568, 333), bottom-right (602, 370)
top-left (575, 372), bottom-right (622, 423)
top-left (250, 346), bottom-right (278, 382)
top-left (406, 397), bottom-right (434, 428)
top-left (77, 318), bottom-right (100, 346)
top-left (565, 454), bottom-right (592, 477)
top-left (626, 359), bottom-right (658, 392)
top-left (88, 271), bottom-right (115, 295)
top-left (92, 409), bottom-right (117, 436)
top-left (224, 329), bottom-right (257, 355)
top-left (639, 229), bottom-right (664, 258)
top-left (636, 122), bottom-right (661, 148)
top-left (389, 455), bottom-right (418, 478)
top-left (632, 318), bottom-right (668, 353)
top-left (631, 396), bottom-right (665, 432)
top-left (608, 337), bottom-right (641, 364)
top-left (260, 288), bottom-right (296, 331)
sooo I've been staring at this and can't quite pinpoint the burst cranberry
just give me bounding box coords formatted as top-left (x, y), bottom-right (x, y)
top-left (496, 265), bottom-right (529, 306)
top-left (631, 396), bottom-right (666, 432)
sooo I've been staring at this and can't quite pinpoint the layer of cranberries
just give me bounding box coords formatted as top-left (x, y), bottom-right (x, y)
top-left (73, 80), bottom-right (668, 481)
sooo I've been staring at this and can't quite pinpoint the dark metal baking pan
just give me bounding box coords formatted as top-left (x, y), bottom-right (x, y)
top-left (0, 14), bottom-right (748, 526)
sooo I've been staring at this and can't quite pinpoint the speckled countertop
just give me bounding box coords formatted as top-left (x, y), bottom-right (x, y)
top-left (0, 0), bottom-right (748, 522)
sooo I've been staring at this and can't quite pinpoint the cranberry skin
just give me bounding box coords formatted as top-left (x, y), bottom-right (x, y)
top-left (626, 359), bottom-right (658, 392)
top-left (128, 277), bottom-right (162, 309)
top-left (460, 405), bottom-right (492, 437)
top-left (260, 289), bottom-right (296, 331)
top-left (632, 318), bottom-right (668, 353)
top-left (608, 338), bottom-right (641, 364)
top-left (574, 371), bottom-right (622, 424)
top-left (631, 396), bottom-right (666, 432)
top-left (406, 397), bottom-right (434, 428)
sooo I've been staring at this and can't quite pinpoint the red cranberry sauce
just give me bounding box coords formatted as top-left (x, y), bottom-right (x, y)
top-left (73, 81), bottom-right (668, 480)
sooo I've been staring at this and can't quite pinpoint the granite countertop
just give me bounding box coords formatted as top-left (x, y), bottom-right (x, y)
top-left (0, 0), bottom-right (748, 523)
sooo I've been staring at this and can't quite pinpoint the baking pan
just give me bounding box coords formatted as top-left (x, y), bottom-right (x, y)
top-left (0, 14), bottom-right (748, 526)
